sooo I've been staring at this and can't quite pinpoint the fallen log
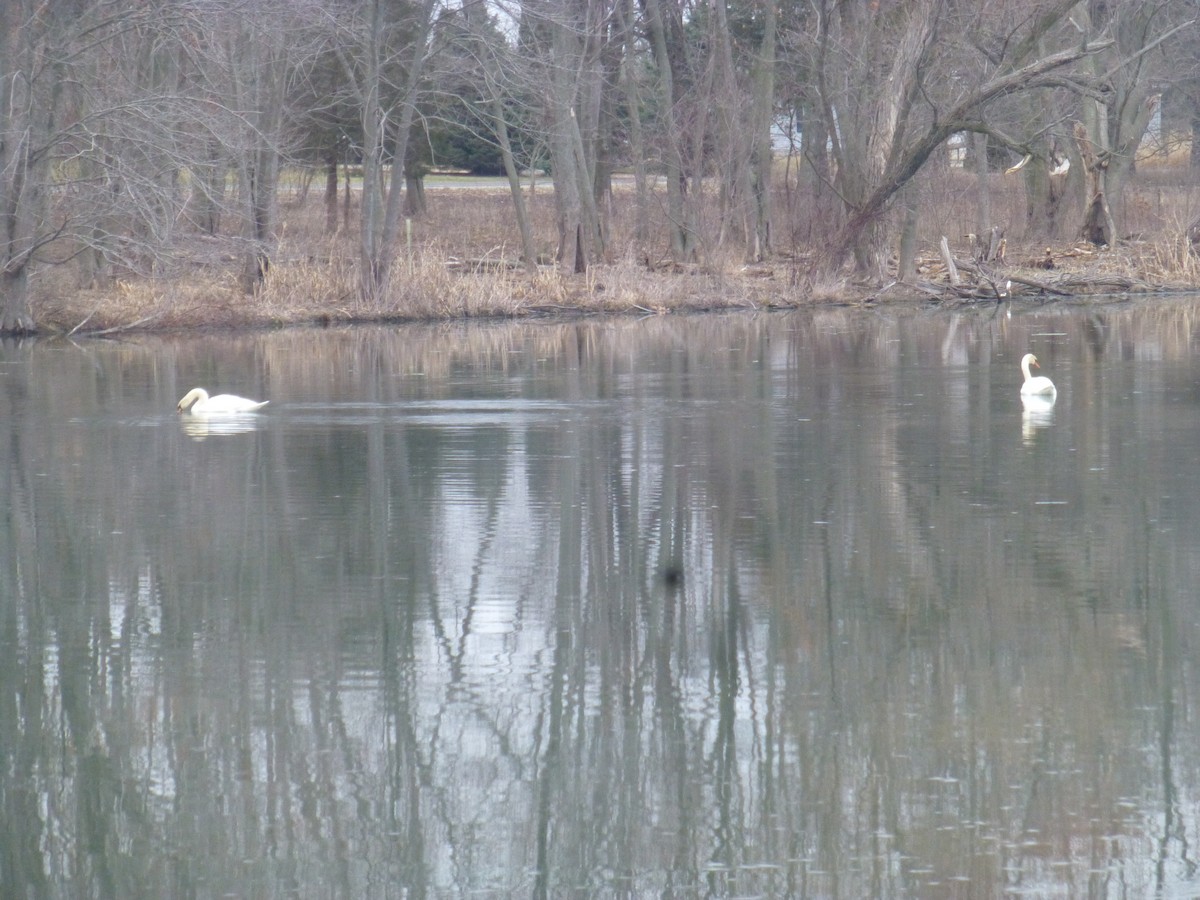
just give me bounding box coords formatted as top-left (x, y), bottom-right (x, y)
top-left (995, 271), bottom-right (1072, 296)
top-left (919, 246), bottom-right (1153, 304)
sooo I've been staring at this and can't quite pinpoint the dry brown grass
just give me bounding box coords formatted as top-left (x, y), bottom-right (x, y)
top-left (31, 161), bottom-right (1200, 335)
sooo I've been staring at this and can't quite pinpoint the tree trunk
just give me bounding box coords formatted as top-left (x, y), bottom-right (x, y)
top-left (350, 0), bottom-right (435, 304)
top-left (973, 132), bottom-right (991, 237)
top-left (493, 96), bottom-right (538, 274)
top-left (238, 147), bottom-right (279, 293)
top-left (897, 185), bottom-right (918, 281)
top-left (192, 144), bottom-right (225, 237)
top-left (589, 10), bottom-right (622, 247)
top-left (359, 87), bottom-right (387, 298)
top-left (548, 98), bottom-right (586, 273)
top-left (747, 0), bottom-right (777, 262)
top-left (78, 148), bottom-right (110, 289)
top-left (1192, 108), bottom-right (1200, 172)
top-left (0, 268), bottom-right (34, 335)
top-left (1073, 2), bottom-right (1171, 243)
top-left (643, 0), bottom-right (694, 262)
top-left (544, 10), bottom-right (599, 275)
top-left (324, 153), bottom-right (339, 235)
top-left (0, 2), bottom-right (52, 334)
top-left (1074, 120), bottom-right (1116, 247)
top-left (712, 0), bottom-right (745, 251)
top-left (619, 0), bottom-right (650, 246)
top-left (226, 24), bottom-right (285, 294)
top-left (1019, 90), bottom-right (1072, 240)
top-left (570, 102), bottom-right (603, 262)
top-left (378, 98), bottom-right (422, 284)
top-left (1022, 154), bottom-right (1072, 240)
top-left (404, 172), bottom-right (426, 218)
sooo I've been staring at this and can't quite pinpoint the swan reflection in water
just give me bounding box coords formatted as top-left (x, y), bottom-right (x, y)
top-left (180, 413), bottom-right (264, 440)
top-left (1021, 392), bottom-right (1057, 444)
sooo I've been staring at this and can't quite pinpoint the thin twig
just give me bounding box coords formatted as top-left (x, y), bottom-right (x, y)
top-left (67, 310), bottom-right (96, 337)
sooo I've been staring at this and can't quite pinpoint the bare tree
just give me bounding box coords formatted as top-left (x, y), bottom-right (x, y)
top-left (700, 0), bottom-right (779, 262)
top-left (643, 0), bottom-right (696, 263)
top-left (0, 0), bottom-right (323, 330)
top-left (803, 0), bottom-right (1112, 280)
top-left (515, 0), bottom-right (610, 274)
top-left (0, 1), bottom-right (208, 333)
top-left (443, 3), bottom-right (541, 271)
top-left (616, 0), bottom-right (651, 246)
top-left (1011, 87), bottom-right (1076, 240)
top-left (332, 0), bottom-right (439, 304)
top-left (226, 9), bottom-right (291, 290)
top-left (0, 0), bottom-right (64, 332)
top-left (181, 1), bottom-right (305, 293)
top-left (746, 0), bottom-right (778, 262)
top-left (1072, 0), bottom-right (1190, 245)
top-left (72, 9), bottom-right (190, 286)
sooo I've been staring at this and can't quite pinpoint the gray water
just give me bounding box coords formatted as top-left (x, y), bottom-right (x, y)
top-left (3, 301), bottom-right (1200, 898)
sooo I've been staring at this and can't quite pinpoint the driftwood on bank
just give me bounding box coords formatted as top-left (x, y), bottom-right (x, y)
top-left (938, 236), bottom-right (960, 286)
top-left (916, 236), bottom-right (1155, 303)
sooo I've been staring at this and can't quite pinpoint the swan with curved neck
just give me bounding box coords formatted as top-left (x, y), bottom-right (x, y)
top-left (1019, 353), bottom-right (1056, 396)
top-left (177, 387), bottom-right (268, 414)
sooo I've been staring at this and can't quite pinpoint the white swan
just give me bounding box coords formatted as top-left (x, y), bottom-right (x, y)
top-left (1019, 353), bottom-right (1056, 396)
top-left (177, 387), bottom-right (268, 414)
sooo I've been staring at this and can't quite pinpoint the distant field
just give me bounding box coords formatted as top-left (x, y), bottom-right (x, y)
top-left (277, 170), bottom-right (651, 195)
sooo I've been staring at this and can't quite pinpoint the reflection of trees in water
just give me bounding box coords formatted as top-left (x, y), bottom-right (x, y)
top-left (5, 299), bottom-right (1200, 894)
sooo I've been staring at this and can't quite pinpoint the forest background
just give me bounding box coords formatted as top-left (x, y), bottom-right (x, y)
top-left (2, 0), bottom-right (1199, 336)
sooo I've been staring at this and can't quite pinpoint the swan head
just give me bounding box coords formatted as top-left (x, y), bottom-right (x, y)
top-left (1020, 353), bottom-right (1044, 382)
top-left (177, 387), bottom-right (209, 412)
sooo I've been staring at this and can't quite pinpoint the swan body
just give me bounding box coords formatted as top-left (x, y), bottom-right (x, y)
top-left (177, 387), bottom-right (268, 414)
top-left (1019, 353), bottom-right (1056, 396)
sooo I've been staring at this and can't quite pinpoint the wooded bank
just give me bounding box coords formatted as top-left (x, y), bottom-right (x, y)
top-left (3, 1), bottom-right (1200, 335)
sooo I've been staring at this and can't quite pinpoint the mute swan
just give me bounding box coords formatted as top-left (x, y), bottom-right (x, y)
top-left (1019, 353), bottom-right (1056, 396)
top-left (177, 387), bottom-right (268, 414)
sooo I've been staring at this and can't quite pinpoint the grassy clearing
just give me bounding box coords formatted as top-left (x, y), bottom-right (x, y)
top-left (31, 158), bottom-right (1200, 335)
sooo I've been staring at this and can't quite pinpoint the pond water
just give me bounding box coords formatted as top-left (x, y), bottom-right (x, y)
top-left (4, 300), bottom-right (1200, 898)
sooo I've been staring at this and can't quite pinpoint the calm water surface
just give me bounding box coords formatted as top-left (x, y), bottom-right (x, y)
top-left (4, 301), bottom-right (1200, 897)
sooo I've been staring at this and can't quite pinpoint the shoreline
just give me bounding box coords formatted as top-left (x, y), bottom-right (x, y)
top-left (30, 271), bottom-right (1199, 340)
